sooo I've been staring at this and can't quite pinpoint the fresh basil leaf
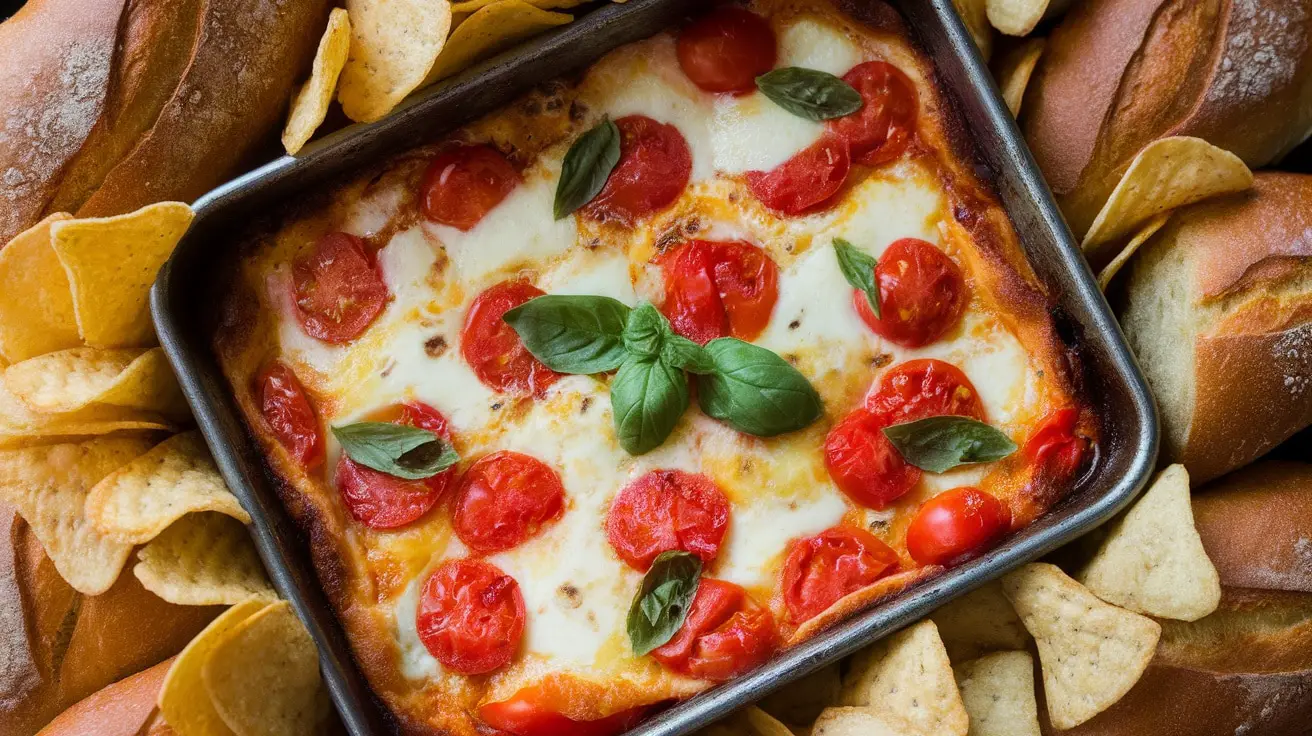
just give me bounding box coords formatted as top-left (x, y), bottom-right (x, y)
top-left (503, 295), bottom-right (631, 374)
top-left (882, 416), bottom-right (1017, 473)
top-left (331, 423), bottom-right (459, 480)
top-left (554, 117), bottom-right (621, 219)
top-left (627, 550), bottom-right (702, 655)
top-left (834, 238), bottom-right (881, 319)
top-left (695, 338), bottom-right (823, 436)
top-left (756, 67), bottom-right (863, 121)
top-left (661, 333), bottom-right (715, 375)
top-left (621, 302), bottom-right (667, 358)
top-left (611, 355), bottom-right (689, 455)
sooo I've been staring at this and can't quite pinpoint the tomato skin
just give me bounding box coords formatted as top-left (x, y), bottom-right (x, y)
top-left (257, 361), bottom-right (324, 469)
top-left (852, 238), bottom-right (967, 348)
top-left (334, 401), bottom-right (455, 530)
top-left (660, 239), bottom-right (780, 344)
top-left (745, 135), bottom-right (851, 216)
top-left (827, 61), bottom-right (918, 166)
top-left (905, 487), bottom-right (1011, 566)
top-left (606, 470), bottom-right (730, 571)
top-left (479, 688), bottom-right (647, 736)
top-left (864, 358), bottom-right (985, 425)
top-left (292, 232), bottom-right (389, 344)
top-left (461, 280), bottom-right (561, 395)
top-left (453, 451), bottom-right (565, 554)
top-left (583, 115), bottom-right (692, 226)
top-left (1024, 408), bottom-right (1088, 482)
top-left (416, 559), bottom-right (525, 675)
top-left (651, 578), bottom-right (777, 682)
top-left (677, 6), bottom-right (777, 93)
top-left (824, 407), bottom-right (921, 509)
top-left (421, 144), bottom-right (520, 231)
top-left (782, 526), bottom-right (899, 624)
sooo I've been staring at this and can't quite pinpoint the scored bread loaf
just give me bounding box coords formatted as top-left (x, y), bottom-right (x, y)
top-left (1022, 0), bottom-right (1312, 237)
top-left (1119, 172), bottom-right (1312, 484)
top-left (33, 657), bottom-right (174, 736)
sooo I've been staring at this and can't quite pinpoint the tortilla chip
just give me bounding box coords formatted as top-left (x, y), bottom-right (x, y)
top-left (204, 600), bottom-right (327, 736)
top-left (840, 620), bottom-right (968, 736)
top-left (759, 662), bottom-right (840, 727)
top-left (135, 512), bottom-right (274, 606)
top-left (993, 38), bottom-right (1044, 116)
top-left (1079, 465), bottom-right (1221, 621)
top-left (1096, 212), bottom-right (1171, 291)
top-left (954, 651), bottom-right (1040, 736)
top-left (452, 0), bottom-right (585, 10)
top-left (49, 202), bottom-right (195, 348)
top-left (338, 0), bottom-right (454, 123)
top-left (87, 431), bottom-right (249, 544)
top-left (951, 0), bottom-right (993, 60)
top-left (0, 437), bottom-right (154, 594)
top-left (1001, 563), bottom-right (1161, 730)
top-left (160, 597), bottom-right (269, 736)
top-left (986, 0), bottom-right (1064, 36)
top-left (425, 0), bottom-right (572, 85)
top-left (283, 9), bottom-right (352, 155)
top-left (811, 707), bottom-right (917, 736)
top-left (1082, 137), bottom-right (1253, 254)
top-left (931, 580), bottom-right (1030, 662)
top-left (0, 213), bottom-right (81, 363)
top-left (0, 377), bottom-right (173, 448)
top-left (3, 347), bottom-right (187, 420)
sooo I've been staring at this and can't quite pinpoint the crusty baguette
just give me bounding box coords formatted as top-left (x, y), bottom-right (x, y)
top-left (1022, 0), bottom-right (1312, 237)
top-left (1119, 172), bottom-right (1312, 483)
top-left (34, 657), bottom-right (173, 736)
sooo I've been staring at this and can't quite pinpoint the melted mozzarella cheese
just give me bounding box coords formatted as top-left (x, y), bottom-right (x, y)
top-left (778, 18), bottom-right (864, 76)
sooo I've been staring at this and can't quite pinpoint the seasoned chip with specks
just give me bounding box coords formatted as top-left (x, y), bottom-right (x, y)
top-left (954, 650), bottom-right (1040, 736)
top-left (135, 512), bottom-right (274, 606)
top-left (839, 619), bottom-right (968, 736)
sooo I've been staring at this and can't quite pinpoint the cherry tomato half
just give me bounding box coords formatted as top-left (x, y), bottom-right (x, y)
top-left (745, 135), bottom-right (851, 216)
top-left (461, 280), bottom-right (561, 395)
top-left (453, 451), bottom-right (565, 554)
top-left (335, 402), bottom-right (455, 530)
top-left (676, 6), bottom-right (777, 94)
top-left (1023, 407), bottom-right (1088, 482)
top-left (421, 144), bottom-right (520, 231)
top-left (905, 487), bottom-right (1011, 566)
top-left (824, 407), bottom-right (921, 509)
top-left (416, 559), bottom-right (525, 675)
top-left (651, 578), bottom-right (777, 682)
top-left (479, 687), bottom-right (648, 736)
top-left (257, 361), bottom-right (324, 469)
top-left (782, 526), bottom-right (899, 624)
top-left (827, 61), bottom-right (918, 166)
top-left (292, 231), bottom-right (389, 344)
top-left (852, 238), bottom-right (967, 348)
top-left (583, 115), bottom-right (692, 226)
top-left (606, 470), bottom-right (730, 571)
top-left (659, 239), bottom-right (780, 344)
top-left (864, 358), bottom-right (985, 425)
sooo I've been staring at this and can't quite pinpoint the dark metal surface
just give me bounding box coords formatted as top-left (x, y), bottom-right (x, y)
top-left (150, 1), bottom-right (1159, 734)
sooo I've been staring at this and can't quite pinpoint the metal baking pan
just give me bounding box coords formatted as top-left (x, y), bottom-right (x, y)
top-left (151, 1), bottom-right (1159, 734)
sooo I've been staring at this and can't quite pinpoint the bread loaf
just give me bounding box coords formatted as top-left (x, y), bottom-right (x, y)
top-left (34, 657), bottom-right (173, 736)
top-left (1022, 0), bottom-right (1312, 237)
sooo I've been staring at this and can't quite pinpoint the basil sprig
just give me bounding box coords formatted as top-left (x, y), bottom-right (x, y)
top-left (612, 356), bottom-right (690, 456)
top-left (627, 550), bottom-right (702, 655)
top-left (695, 338), bottom-right (823, 436)
top-left (502, 295), bottom-right (631, 374)
top-left (883, 416), bottom-right (1017, 473)
top-left (834, 238), bottom-right (881, 318)
top-left (331, 423), bottom-right (459, 479)
top-left (554, 117), bottom-right (621, 219)
top-left (756, 67), bottom-right (863, 121)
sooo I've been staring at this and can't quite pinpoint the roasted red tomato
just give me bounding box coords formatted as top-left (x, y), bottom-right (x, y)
top-left (292, 231), bottom-right (389, 344)
top-left (660, 239), bottom-right (780, 344)
top-left (335, 401), bottom-right (455, 530)
top-left (1023, 407), bottom-right (1088, 481)
top-left (906, 487), bottom-right (1011, 566)
top-left (479, 687), bottom-right (648, 736)
top-left (416, 559), bottom-right (525, 675)
top-left (745, 135), bottom-right (851, 216)
top-left (421, 144), bottom-right (520, 231)
top-left (453, 451), bottom-right (565, 553)
top-left (782, 526), bottom-right (899, 624)
top-left (606, 470), bottom-right (730, 570)
top-left (583, 115), bottom-right (692, 225)
top-left (827, 61), bottom-right (918, 166)
top-left (257, 361), bottom-right (324, 468)
top-left (864, 358), bottom-right (985, 425)
top-left (651, 578), bottom-right (777, 682)
top-left (853, 238), bottom-right (967, 348)
top-left (676, 6), bottom-right (777, 93)
top-left (461, 280), bottom-right (561, 395)
top-left (824, 407), bottom-right (921, 509)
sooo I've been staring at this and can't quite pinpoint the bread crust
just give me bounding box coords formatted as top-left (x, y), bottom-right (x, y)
top-left (34, 657), bottom-right (171, 736)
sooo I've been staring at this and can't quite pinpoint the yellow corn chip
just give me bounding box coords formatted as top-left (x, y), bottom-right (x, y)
top-left (1002, 563), bottom-right (1161, 729)
top-left (338, 0), bottom-right (454, 123)
top-left (135, 512), bottom-right (274, 606)
top-left (160, 596), bottom-right (269, 736)
top-left (1096, 212), bottom-right (1171, 291)
top-left (87, 431), bottom-right (249, 544)
top-left (986, 0), bottom-right (1070, 36)
top-left (954, 651), bottom-right (1040, 736)
top-left (811, 707), bottom-right (915, 736)
top-left (0, 378), bottom-right (173, 448)
top-left (993, 38), bottom-right (1044, 116)
top-left (840, 620), bottom-right (968, 736)
top-left (0, 437), bottom-right (154, 594)
top-left (284, 9), bottom-right (353, 155)
top-left (952, 0), bottom-right (993, 60)
top-left (425, 0), bottom-right (572, 85)
top-left (452, 0), bottom-right (585, 11)
top-left (49, 202), bottom-right (195, 348)
top-left (1082, 137), bottom-right (1253, 255)
top-left (3, 347), bottom-right (187, 420)
top-left (0, 213), bottom-right (81, 363)
top-left (759, 662), bottom-right (840, 727)
top-left (930, 580), bottom-right (1029, 662)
